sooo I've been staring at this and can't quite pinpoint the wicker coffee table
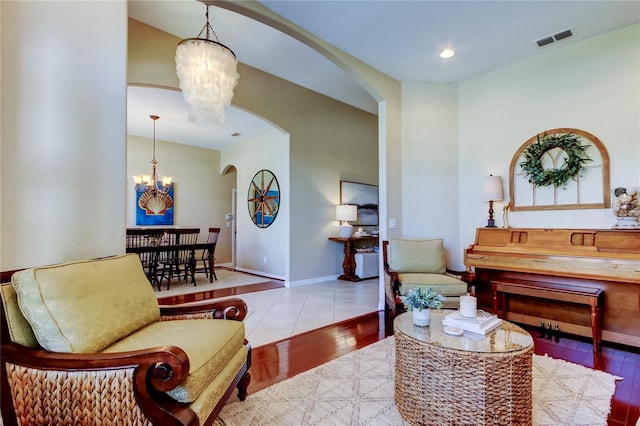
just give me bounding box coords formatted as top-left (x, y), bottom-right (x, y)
top-left (394, 310), bottom-right (534, 426)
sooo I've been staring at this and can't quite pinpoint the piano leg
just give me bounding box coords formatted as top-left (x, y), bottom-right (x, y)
top-left (590, 301), bottom-right (602, 352)
top-left (491, 281), bottom-right (500, 316)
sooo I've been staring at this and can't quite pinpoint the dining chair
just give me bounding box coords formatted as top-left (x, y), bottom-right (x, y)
top-left (195, 227), bottom-right (221, 281)
top-left (158, 228), bottom-right (200, 290)
top-left (125, 228), bottom-right (164, 290)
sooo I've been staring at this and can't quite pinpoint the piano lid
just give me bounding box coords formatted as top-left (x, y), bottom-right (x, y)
top-left (464, 228), bottom-right (640, 283)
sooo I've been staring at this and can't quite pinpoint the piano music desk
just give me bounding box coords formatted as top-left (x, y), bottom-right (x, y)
top-left (492, 280), bottom-right (603, 352)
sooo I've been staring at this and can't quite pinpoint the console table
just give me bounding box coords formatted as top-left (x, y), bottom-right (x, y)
top-left (328, 236), bottom-right (378, 281)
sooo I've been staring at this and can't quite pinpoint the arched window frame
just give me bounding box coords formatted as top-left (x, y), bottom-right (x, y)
top-left (509, 128), bottom-right (610, 211)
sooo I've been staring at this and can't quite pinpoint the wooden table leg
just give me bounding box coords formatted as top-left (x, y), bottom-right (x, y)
top-left (208, 250), bottom-right (214, 283)
top-left (338, 240), bottom-right (360, 281)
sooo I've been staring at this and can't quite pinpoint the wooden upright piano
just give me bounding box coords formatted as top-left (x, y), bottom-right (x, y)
top-left (464, 228), bottom-right (640, 348)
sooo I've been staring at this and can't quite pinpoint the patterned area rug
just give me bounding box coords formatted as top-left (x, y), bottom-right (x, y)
top-left (216, 337), bottom-right (622, 426)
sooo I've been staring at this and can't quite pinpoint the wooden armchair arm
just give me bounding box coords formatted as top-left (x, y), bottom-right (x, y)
top-left (159, 297), bottom-right (248, 321)
top-left (382, 240), bottom-right (402, 314)
top-left (383, 266), bottom-right (402, 315)
top-left (383, 264), bottom-right (400, 283)
top-left (1, 342), bottom-right (190, 391)
top-left (382, 240), bottom-right (400, 288)
top-left (0, 341), bottom-right (195, 426)
top-left (445, 268), bottom-right (473, 294)
top-left (445, 268), bottom-right (471, 282)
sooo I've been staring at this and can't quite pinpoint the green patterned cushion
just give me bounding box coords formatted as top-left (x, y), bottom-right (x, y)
top-left (0, 284), bottom-right (39, 348)
top-left (11, 254), bottom-right (160, 353)
top-left (397, 273), bottom-right (469, 296)
top-left (104, 319), bottom-right (246, 403)
top-left (389, 238), bottom-right (446, 274)
top-left (189, 347), bottom-right (249, 422)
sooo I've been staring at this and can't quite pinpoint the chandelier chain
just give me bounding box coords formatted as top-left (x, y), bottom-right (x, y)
top-left (150, 115), bottom-right (158, 168)
top-left (133, 114), bottom-right (171, 195)
top-left (196, 5), bottom-right (221, 43)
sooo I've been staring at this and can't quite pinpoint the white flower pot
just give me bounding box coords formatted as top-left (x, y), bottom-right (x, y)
top-left (412, 308), bottom-right (431, 326)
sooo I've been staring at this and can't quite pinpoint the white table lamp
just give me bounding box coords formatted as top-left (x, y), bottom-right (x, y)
top-left (483, 175), bottom-right (504, 228)
top-left (336, 205), bottom-right (358, 238)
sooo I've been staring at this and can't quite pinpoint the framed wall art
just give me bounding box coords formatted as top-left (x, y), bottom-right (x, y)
top-left (340, 180), bottom-right (378, 226)
top-left (135, 183), bottom-right (175, 226)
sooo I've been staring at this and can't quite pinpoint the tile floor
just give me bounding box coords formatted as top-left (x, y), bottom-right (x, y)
top-left (220, 278), bottom-right (380, 348)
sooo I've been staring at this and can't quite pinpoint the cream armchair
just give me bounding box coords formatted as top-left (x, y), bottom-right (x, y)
top-left (383, 238), bottom-right (472, 315)
top-left (0, 254), bottom-right (250, 426)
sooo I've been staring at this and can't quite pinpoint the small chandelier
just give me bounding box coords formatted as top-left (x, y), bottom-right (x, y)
top-left (133, 115), bottom-right (172, 196)
top-left (175, 4), bottom-right (239, 125)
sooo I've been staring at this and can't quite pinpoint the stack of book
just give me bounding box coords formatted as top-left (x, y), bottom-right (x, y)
top-left (442, 310), bottom-right (503, 335)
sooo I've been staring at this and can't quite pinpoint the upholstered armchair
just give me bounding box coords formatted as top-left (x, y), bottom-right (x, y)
top-left (383, 238), bottom-right (472, 315)
top-left (0, 254), bottom-right (251, 426)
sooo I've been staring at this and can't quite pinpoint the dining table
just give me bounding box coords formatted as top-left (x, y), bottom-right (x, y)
top-left (125, 242), bottom-right (216, 283)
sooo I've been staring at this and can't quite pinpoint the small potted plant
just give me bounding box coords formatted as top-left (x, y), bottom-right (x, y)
top-left (401, 287), bottom-right (445, 326)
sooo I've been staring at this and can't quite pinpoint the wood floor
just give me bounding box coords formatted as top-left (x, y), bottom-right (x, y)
top-left (156, 280), bottom-right (284, 305)
top-left (247, 310), bottom-right (640, 426)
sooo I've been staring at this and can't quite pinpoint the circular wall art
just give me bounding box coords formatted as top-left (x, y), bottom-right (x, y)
top-left (247, 169), bottom-right (280, 228)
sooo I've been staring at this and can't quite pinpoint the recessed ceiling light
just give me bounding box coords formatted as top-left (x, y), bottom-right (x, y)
top-left (440, 48), bottom-right (455, 59)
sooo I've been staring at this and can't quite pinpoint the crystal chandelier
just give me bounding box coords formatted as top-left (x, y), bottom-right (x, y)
top-left (175, 4), bottom-right (239, 125)
top-left (133, 115), bottom-right (172, 195)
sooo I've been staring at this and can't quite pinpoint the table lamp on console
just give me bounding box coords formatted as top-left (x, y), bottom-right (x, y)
top-left (336, 204), bottom-right (358, 238)
top-left (483, 175), bottom-right (503, 228)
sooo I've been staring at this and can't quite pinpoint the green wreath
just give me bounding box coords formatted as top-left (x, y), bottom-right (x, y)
top-left (520, 132), bottom-right (591, 187)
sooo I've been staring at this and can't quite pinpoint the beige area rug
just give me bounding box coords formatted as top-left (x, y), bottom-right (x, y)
top-left (215, 337), bottom-right (622, 426)
top-left (156, 269), bottom-right (276, 298)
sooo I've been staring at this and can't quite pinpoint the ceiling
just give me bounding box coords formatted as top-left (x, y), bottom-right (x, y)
top-left (127, 0), bottom-right (639, 150)
top-left (127, 86), bottom-right (276, 150)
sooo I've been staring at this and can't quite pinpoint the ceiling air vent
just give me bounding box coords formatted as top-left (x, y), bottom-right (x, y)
top-left (535, 28), bottom-right (574, 47)
top-left (536, 36), bottom-right (554, 47)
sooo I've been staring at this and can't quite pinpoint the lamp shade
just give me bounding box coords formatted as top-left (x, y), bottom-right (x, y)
top-left (336, 204), bottom-right (358, 222)
top-left (483, 175), bottom-right (504, 201)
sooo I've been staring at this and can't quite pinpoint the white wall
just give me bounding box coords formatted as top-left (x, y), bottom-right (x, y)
top-left (457, 23), bottom-right (640, 258)
top-left (1, 1), bottom-right (127, 270)
top-left (128, 20), bottom-right (380, 284)
top-left (126, 136), bottom-right (236, 262)
top-left (400, 83), bottom-right (461, 267)
top-left (398, 24), bottom-right (639, 270)
top-left (5, 1), bottom-right (633, 299)
top-left (222, 129), bottom-right (289, 281)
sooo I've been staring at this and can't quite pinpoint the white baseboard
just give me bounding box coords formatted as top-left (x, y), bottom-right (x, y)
top-left (218, 266), bottom-right (383, 299)
top-left (233, 266), bottom-right (285, 282)
top-left (286, 274), bottom-right (341, 288)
